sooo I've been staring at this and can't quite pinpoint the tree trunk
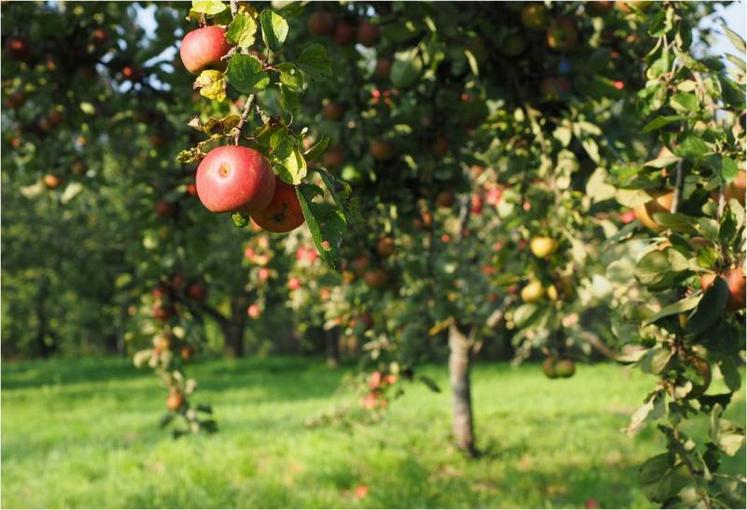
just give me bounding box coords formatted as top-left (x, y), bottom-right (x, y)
top-left (35, 277), bottom-right (56, 358)
top-left (325, 327), bottom-right (340, 367)
top-left (448, 323), bottom-right (476, 456)
top-left (222, 298), bottom-right (247, 357)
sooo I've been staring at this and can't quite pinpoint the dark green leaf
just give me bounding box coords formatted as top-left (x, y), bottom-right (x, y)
top-left (642, 116), bottom-right (685, 134)
top-left (686, 278), bottom-right (728, 336)
top-left (276, 63), bottom-right (303, 91)
top-left (391, 48), bottom-right (423, 88)
top-left (418, 375), bottom-right (441, 393)
top-left (644, 294), bottom-right (701, 325)
top-left (227, 54), bottom-right (269, 94)
top-left (303, 136), bottom-right (330, 163)
top-left (674, 136), bottom-right (709, 160)
top-left (719, 357), bottom-right (741, 392)
top-left (232, 211), bottom-right (250, 228)
top-left (297, 185), bottom-right (346, 269)
top-left (296, 44), bottom-right (332, 80)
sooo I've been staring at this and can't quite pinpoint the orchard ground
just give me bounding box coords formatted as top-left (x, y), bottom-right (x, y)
top-left (2, 357), bottom-right (744, 509)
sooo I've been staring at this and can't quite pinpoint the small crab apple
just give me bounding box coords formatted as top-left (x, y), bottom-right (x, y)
top-left (247, 303), bottom-right (261, 319)
top-left (250, 180), bottom-right (305, 233)
top-left (196, 146), bottom-right (276, 213)
top-left (179, 26), bottom-right (231, 74)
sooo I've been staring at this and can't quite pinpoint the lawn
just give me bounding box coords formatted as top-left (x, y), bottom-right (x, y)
top-left (2, 356), bottom-right (744, 508)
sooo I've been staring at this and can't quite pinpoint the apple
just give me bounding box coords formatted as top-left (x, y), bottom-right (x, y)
top-left (585, 499), bottom-right (600, 510)
top-left (179, 26), bottom-right (231, 74)
top-left (166, 391), bottom-right (184, 412)
top-left (6, 36), bottom-right (29, 59)
top-left (47, 109), bottom-right (64, 128)
top-left (555, 359), bottom-right (575, 378)
top-left (357, 21), bottom-right (380, 47)
top-left (258, 267), bottom-right (271, 282)
top-left (546, 17), bottom-right (578, 52)
top-left (431, 135), bottom-right (449, 157)
top-left (170, 273), bottom-right (185, 291)
top-left (320, 287), bottom-right (332, 301)
top-left (470, 194), bottom-right (484, 214)
top-left (364, 268), bottom-right (389, 288)
top-left (180, 345), bottom-right (195, 361)
top-left (152, 333), bottom-right (171, 352)
top-left (91, 28), bottom-right (108, 44)
top-left (616, 1), bottom-right (653, 13)
top-left (5, 91), bottom-right (25, 109)
top-left (520, 3), bottom-right (549, 31)
top-left (377, 237), bottom-right (395, 257)
top-left (156, 200), bottom-right (175, 219)
top-left (288, 277), bottom-right (302, 291)
top-left (369, 371), bottom-right (383, 389)
top-left (43, 174), bottom-right (62, 190)
top-left (634, 191), bottom-right (674, 231)
top-left (436, 190), bottom-right (455, 209)
top-left (196, 146), bottom-right (276, 213)
top-left (374, 57), bottom-right (392, 80)
top-left (333, 21), bottom-right (355, 46)
top-left (369, 139), bottom-right (394, 162)
top-left (187, 283), bottom-right (206, 301)
top-left (71, 160), bottom-right (87, 176)
top-left (247, 303), bottom-right (262, 319)
top-left (701, 267), bottom-right (746, 312)
top-left (321, 145), bottom-right (344, 170)
top-left (342, 270), bottom-right (356, 284)
top-left (586, 1), bottom-right (614, 15)
top-left (322, 101), bottom-right (345, 121)
top-left (152, 285), bottom-right (168, 300)
top-left (530, 236), bottom-right (558, 259)
top-left (121, 65), bottom-right (141, 81)
top-left (620, 209), bottom-right (636, 224)
top-left (351, 255), bottom-right (370, 275)
top-left (499, 33), bottom-right (527, 57)
top-left (521, 279), bottom-right (545, 303)
top-left (724, 169), bottom-right (746, 205)
top-left (485, 187), bottom-right (503, 206)
top-left (185, 182), bottom-right (198, 196)
top-left (251, 180), bottom-right (305, 233)
top-left (152, 304), bottom-right (173, 321)
top-left (543, 357), bottom-right (558, 379)
top-left (308, 11), bottom-right (335, 36)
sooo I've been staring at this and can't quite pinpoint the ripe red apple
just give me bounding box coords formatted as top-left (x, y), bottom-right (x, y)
top-left (377, 237), bottom-right (395, 257)
top-left (152, 285), bottom-right (168, 299)
top-left (333, 21), bottom-right (355, 46)
top-left (374, 57), bottom-right (392, 80)
top-left (546, 17), bottom-right (579, 52)
top-left (322, 101), bottom-right (345, 121)
top-left (620, 209), bottom-right (636, 224)
top-left (364, 268), bottom-right (388, 288)
top-left (520, 3), bottom-right (549, 30)
top-left (258, 267), bottom-right (271, 282)
top-left (351, 255), bottom-right (370, 276)
top-left (43, 174), bottom-right (62, 190)
top-left (152, 304), bottom-right (173, 321)
top-left (247, 303), bottom-right (262, 319)
top-left (470, 194), bottom-right (484, 214)
top-left (251, 180), bottom-right (305, 233)
top-left (369, 371), bottom-right (384, 389)
top-left (121, 65), bottom-right (142, 81)
top-left (6, 36), bottom-right (29, 59)
top-left (702, 267), bottom-right (746, 312)
top-left (308, 11), bottom-right (335, 36)
top-left (179, 26), bottom-right (231, 74)
top-left (156, 200), bottom-right (175, 219)
top-left (485, 187), bottom-right (503, 206)
top-left (357, 21), bottom-right (380, 47)
top-left (187, 283), bottom-right (206, 301)
top-left (288, 277), bottom-right (301, 291)
top-left (196, 146), bottom-right (276, 213)
top-left (369, 140), bottom-right (394, 161)
top-left (322, 144), bottom-right (344, 169)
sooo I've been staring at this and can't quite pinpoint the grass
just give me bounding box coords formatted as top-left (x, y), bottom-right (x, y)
top-left (2, 356), bottom-right (744, 509)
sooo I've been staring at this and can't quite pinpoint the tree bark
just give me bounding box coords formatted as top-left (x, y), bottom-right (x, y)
top-left (448, 323), bottom-right (476, 456)
top-left (222, 298), bottom-right (248, 358)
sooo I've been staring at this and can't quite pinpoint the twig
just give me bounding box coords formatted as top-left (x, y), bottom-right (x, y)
top-left (671, 158), bottom-right (684, 213)
top-left (229, 0), bottom-right (238, 16)
top-left (234, 94), bottom-right (255, 145)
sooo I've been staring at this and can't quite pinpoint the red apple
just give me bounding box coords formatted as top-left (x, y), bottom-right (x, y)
top-left (357, 21), bottom-right (380, 47)
top-left (364, 269), bottom-right (388, 288)
top-left (374, 57), bottom-right (392, 80)
top-left (485, 187), bottom-right (503, 206)
top-left (6, 36), bottom-right (29, 59)
top-left (377, 237), bottom-right (395, 257)
top-left (702, 267), bottom-right (746, 312)
top-left (369, 140), bottom-right (394, 161)
top-left (187, 283), bottom-right (206, 301)
top-left (351, 255), bottom-right (370, 276)
top-left (436, 190), bottom-right (455, 209)
top-left (333, 21), bottom-right (355, 46)
top-left (288, 277), bottom-right (301, 291)
top-left (322, 101), bottom-right (345, 121)
top-left (179, 26), bottom-right (231, 74)
top-left (308, 12), bottom-right (335, 36)
top-left (322, 144), bottom-right (344, 169)
top-left (43, 174), bottom-right (62, 190)
top-left (258, 267), bottom-right (271, 282)
top-left (724, 169), bottom-right (746, 206)
top-left (156, 200), bottom-right (175, 219)
top-left (196, 146), bottom-right (276, 213)
top-left (247, 303), bottom-right (261, 319)
top-left (470, 194), bottom-right (484, 214)
top-left (251, 180), bottom-right (305, 233)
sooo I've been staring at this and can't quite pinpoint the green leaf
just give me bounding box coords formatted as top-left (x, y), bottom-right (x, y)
top-left (722, 156), bottom-right (738, 182)
top-left (195, 70), bottom-right (226, 102)
top-left (296, 43), bottom-right (332, 80)
top-left (644, 153), bottom-right (680, 169)
top-left (719, 357), bottom-right (742, 392)
top-left (686, 278), bottom-right (728, 336)
top-left (418, 375), bottom-right (441, 393)
top-left (649, 212), bottom-right (697, 234)
top-left (627, 391), bottom-right (666, 435)
top-left (226, 12), bottom-right (257, 49)
top-left (639, 453), bottom-right (672, 486)
top-left (303, 136), bottom-right (330, 163)
top-left (644, 294), bottom-right (701, 325)
top-left (669, 92), bottom-right (699, 112)
top-left (272, 137), bottom-right (306, 185)
top-left (232, 211), bottom-right (249, 228)
top-left (640, 348), bottom-right (672, 375)
top-left (552, 126), bottom-right (572, 147)
top-left (724, 26), bottom-right (746, 53)
top-left (260, 9), bottom-right (288, 51)
top-left (642, 115), bottom-right (685, 134)
top-left (276, 63), bottom-right (303, 91)
top-left (720, 208), bottom-right (738, 245)
top-left (227, 54), bottom-right (269, 94)
top-left (391, 48), bottom-right (423, 88)
top-left (297, 185), bottom-right (346, 269)
top-left (674, 136), bottom-right (709, 160)
top-left (191, 0), bottom-right (226, 15)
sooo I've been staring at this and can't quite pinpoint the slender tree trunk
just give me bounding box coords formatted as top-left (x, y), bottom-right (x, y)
top-left (325, 327), bottom-right (340, 367)
top-left (448, 323), bottom-right (476, 456)
top-left (223, 299), bottom-right (247, 357)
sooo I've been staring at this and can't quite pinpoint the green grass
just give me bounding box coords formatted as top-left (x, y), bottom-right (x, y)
top-left (2, 357), bottom-right (744, 508)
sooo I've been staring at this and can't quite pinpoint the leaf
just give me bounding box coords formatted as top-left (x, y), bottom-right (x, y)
top-left (231, 211), bottom-right (249, 228)
top-left (686, 279), bottom-right (728, 336)
top-left (191, 0), bottom-right (226, 15)
top-left (553, 126), bottom-right (572, 147)
top-left (226, 12), bottom-right (257, 49)
top-left (260, 9), bottom-right (288, 51)
top-left (722, 156), bottom-right (738, 182)
top-left (391, 48), bottom-right (423, 88)
top-left (227, 54), bottom-right (269, 94)
top-left (272, 138), bottom-right (306, 185)
top-left (627, 391), bottom-right (666, 435)
top-left (642, 115), bottom-right (685, 133)
top-left (719, 357), bottom-right (741, 392)
top-left (296, 43), bottom-right (332, 80)
top-left (639, 453), bottom-right (672, 486)
top-left (297, 185), bottom-right (346, 269)
top-left (669, 92), bottom-right (699, 112)
top-left (195, 70), bottom-right (226, 102)
top-left (644, 294), bottom-right (701, 325)
top-left (649, 212), bottom-right (697, 234)
top-left (418, 375), bottom-right (441, 393)
top-left (303, 136), bottom-right (330, 163)
top-left (724, 26), bottom-right (746, 54)
top-left (639, 348), bottom-right (672, 375)
top-left (276, 63), bottom-right (303, 91)
top-left (159, 412), bottom-right (176, 428)
top-left (644, 153), bottom-right (680, 169)
top-left (202, 114), bottom-right (241, 135)
top-left (674, 136), bottom-right (709, 160)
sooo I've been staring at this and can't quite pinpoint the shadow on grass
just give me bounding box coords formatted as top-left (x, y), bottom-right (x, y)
top-left (1, 356), bottom-right (141, 390)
